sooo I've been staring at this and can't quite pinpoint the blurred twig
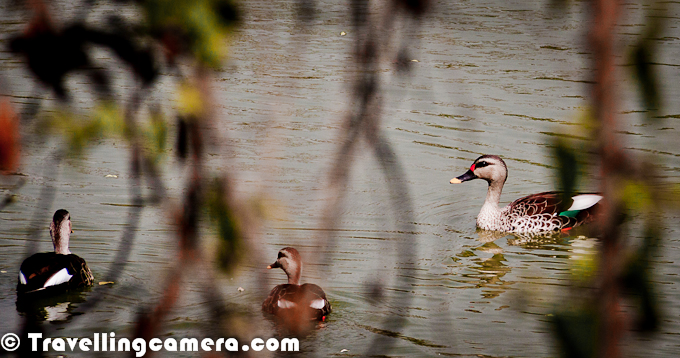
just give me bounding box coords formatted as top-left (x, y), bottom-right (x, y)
top-left (319, 0), bottom-right (428, 354)
top-left (588, 0), bottom-right (627, 356)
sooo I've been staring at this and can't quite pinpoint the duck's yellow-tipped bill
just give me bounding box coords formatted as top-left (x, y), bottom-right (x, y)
top-left (450, 178), bottom-right (462, 184)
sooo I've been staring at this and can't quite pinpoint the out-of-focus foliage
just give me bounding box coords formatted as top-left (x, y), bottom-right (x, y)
top-left (206, 178), bottom-right (244, 273)
top-left (551, 109), bottom-right (597, 200)
top-left (0, 99), bottom-right (20, 173)
top-left (546, 1), bottom-right (670, 353)
top-left (34, 103), bottom-right (169, 165)
top-left (141, 0), bottom-right (240, 68)
top-left (621, 179), bottom-right (654, 214)
top-left (176, 116), bottom-right (189, 160)
top-left (553, 138), bottom-right (580, 211)
top-left (621, 226), bottom-right (660, 332)
top-left (10, 21), bottom-right (157, 100)
top-left (143, 107), bottom-right (168, 164)
top-left (551, 307), bottom-right (597, 358)
top-left (568, 237), bottom-right (598, 282)
top-left (550, 141), bottom-right (662, 357)
top-left (3, 0), bottom-right (242, 185)
top-left (35, 104), bottom-right (123, 156)
top-left (177, 81), bottom-right (205, 117)
top-left (629, 6), bottom-right (665, 117)
top-left (5, 0), bottom-right (240, 168)
top-left (631, 40), bottom-right (660, 113)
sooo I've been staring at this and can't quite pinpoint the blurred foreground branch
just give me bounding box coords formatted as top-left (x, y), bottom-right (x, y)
top-left (551, 1), bottom-right (667, 357)
top-left (318, 0), bottom-right (430, 354)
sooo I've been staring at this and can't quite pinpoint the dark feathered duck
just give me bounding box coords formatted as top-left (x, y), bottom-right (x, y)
top-left (262, 247), bottom-right (331, 323)
top-left (450, 155), bottom-right (601, 234)
top-left (17, 209), bottom-right (94, 295)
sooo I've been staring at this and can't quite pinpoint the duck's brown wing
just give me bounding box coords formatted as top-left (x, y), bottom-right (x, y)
top-left (68, 254), bottom-right (94, 287)
top-left (262, 284), bottom-right (331, 321)
top-left (300, 283), bottom-right (332, 319)
top-left (509, 191), bottom-right (601, 230)
top-left (262, 284), bottom-right (297, 315)
top-left (508, 191), bottom-right (564, 216)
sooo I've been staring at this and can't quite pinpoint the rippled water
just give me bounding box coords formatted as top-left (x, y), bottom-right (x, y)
top-left (1, 0), bottom-right (680, 356)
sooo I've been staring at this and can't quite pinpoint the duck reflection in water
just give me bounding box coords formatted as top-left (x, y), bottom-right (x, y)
top-left (16, 289), bottom-right (90, 322)
top-left (457, 229), bottom-right (598, 300)
top-left (460, 239), bottom-right (512, 299)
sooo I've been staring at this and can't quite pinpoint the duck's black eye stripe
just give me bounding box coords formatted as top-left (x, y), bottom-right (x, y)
top-left (278, 252), bottom-right (284, 259)
top-left (476, 161), bottom-right (489, 168)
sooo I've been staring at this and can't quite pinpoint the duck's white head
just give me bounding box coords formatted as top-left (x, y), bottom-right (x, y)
top-left (50, 209), bottom-right (72, 255)
top-left (267, 247), bottom-right (302, 285)
top-left (450, 155), bottom-right (508, 186)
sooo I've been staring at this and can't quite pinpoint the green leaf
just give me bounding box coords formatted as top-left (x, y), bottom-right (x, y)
top-left (142, 0), bottom-right (239, 67)
top-left (142, 107), bottom-right (168, 163)
top-left (206, 178), bottom-right (244, 272)
top-left (553, 138), bottom-right (580, 211)
top-left (621, 180), bottom-right (653, 214)
top-left (629, 6), bottom-right (664, 117)
top-left (550, 309), bottom-right (598, 358)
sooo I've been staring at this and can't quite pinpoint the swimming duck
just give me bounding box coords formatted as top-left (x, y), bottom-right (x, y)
top-left (262, 247), bottom-right (331, 322)
top-left (450, 155), bottom-right (602, 234)
top-left (17, 209), bottom-right (94, 295)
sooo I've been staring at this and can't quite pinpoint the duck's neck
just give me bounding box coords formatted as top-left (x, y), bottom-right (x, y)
top-left (51, 224), bottom-right (71, 255)
top-left (286, 263), bottom-right (301, 285)
top-left (480, 180), bottom-right (504, 215)
top-left (476, 181), bottom-right (505, 230)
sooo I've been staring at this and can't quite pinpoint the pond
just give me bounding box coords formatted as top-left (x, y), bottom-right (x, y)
top-left (1, 0), bottom-right (680, 356)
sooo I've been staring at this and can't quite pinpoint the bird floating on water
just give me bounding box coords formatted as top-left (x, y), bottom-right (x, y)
top-left (262, 247), bottom-right (331, 324)
top-left (450, 155), bottom-right (601, 234)
top-left (17, 209), bottom-right (94, 295)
